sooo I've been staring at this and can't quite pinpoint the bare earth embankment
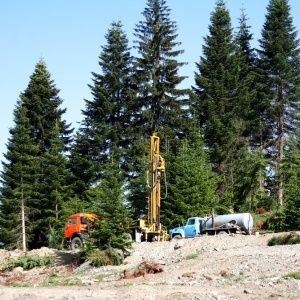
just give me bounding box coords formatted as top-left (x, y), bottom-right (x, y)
top-left (1, 232), bottom-right (300, 299)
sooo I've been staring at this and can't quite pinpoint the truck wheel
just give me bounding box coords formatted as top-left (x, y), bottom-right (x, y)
top-left (172, 234), bottom-right (182, 240)
top-left (218, 231), bottom-right (228, 235)
top-left (122, 232), bottom-right (133, 241)
top-left (71, 237), bottom-right (82, 250)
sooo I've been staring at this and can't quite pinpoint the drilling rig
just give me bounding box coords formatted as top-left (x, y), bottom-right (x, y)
top-left (131, 132), bottom-right (168, 242)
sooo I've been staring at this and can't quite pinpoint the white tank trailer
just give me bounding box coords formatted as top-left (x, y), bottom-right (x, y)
top-left (204, 213), bottom-right (253, 234)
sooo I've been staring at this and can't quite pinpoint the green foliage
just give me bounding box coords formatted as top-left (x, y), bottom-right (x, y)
top-left (0, 60), bottom-right (73, 250)
top-left (185, 253), bottom-right (198, 260)
top-left (162, 131), bottom-right (217, 228)
top-left (192, 0), bottom-right (244, 208)
top-left (283, 272), bottom-right (300, 280)
top-left (263, 209), bottom-right (287, 232)
top-left (127, 0), bottom-right (191, 217)
top-left (87, 162), bottom-right (133, 252)
top-left (0, 255), bottom-right (55, 271)
top-left (233, 146), bottom-right (276, 211)
top-left (70, 21), bottom-right (132, 200)
top-left (281, 137), bottom-right (300, 230)
top-left (257, 0), bottom-right (300, 206)
top-left (79, 241), bottom-right (125, 267)
top-left (268, 233), bottom-right (300, 246)
top-left (46, 226), bottom-right (63, 249)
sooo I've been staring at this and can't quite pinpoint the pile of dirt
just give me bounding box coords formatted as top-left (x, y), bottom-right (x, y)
top-left (1, 232), bottom-right (300, 299)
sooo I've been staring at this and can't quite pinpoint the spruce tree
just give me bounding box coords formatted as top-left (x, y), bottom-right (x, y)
top-left (131, 0), bottom-right (189, 136)
top-left (257, 0), bottom-right (300, 206)
top-left (231, 8), bottom-right (274, 211)
top-left (40, 122), bottom-right (74, 247)
top-left (0, 104), bottom-right (35, 250)
top-left (87, 159), bottom-right (132, 253)
top-left (192, 0), bottom-right (239, 208)
top-left (234, 7), bottom-right (257, 139)
top-left (1, 60), bottom-right (73, 249)
top-left (70, 21), bottom-right (132, 202)
top-left (128, 0), bottom-right (190, 217)
top-left (161, 129), bottom-right (217, 228)
top-left (282, 136), bottom-right (300, 229)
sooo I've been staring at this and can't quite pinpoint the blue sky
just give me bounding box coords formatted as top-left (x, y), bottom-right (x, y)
top-left (1, 0), bottom-right (300, 169)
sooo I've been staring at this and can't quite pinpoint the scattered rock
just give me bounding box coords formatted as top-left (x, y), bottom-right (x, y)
top-left (1, 232), bottom-right (300, 300)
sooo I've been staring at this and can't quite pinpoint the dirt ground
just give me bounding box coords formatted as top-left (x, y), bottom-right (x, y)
top-left (1, 232), bottom-right (300, 300)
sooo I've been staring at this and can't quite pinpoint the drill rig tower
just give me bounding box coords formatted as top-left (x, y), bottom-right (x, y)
top-left (132, 132), bottom-right (168, 242)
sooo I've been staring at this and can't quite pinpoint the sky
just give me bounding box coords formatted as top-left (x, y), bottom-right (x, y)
top-left (1, 0), bottom-right (300, 170)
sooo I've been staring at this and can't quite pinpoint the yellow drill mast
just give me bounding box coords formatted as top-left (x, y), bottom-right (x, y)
top-left (130, 132), bottom-right (168, 242)
top-left (147, 132), bottom-right (164, 229)
top-left (144, 132), bottom-right (167, 241)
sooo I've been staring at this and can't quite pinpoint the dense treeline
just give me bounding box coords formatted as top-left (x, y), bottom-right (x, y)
top-left (1, 0), bottom-right (300, 250)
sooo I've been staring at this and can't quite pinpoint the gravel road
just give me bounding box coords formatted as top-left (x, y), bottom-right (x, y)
top-left (1, 232), bottom-right (300, 299)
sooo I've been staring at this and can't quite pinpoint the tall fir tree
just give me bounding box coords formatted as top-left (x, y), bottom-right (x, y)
top-left (231, 8), bottom-right (274, 210)
top-left (257, 0), bottom-right (300, 206)
top-left (161, 128), bottom-right (217, 228)
top-left (40, 122), bottom-right (74, 247)
top-left (86, 159), bottom-right (132, 253)
top-left (192, 0), bottom-right (239, 208)
top-left (282, 136), bottom-right (300, 230)
top-left (128, 0), bottom-right (190, 217)
top-left (0, 104), bottom-right (36, 250)
top-left (1, 60), bottom-right (73, 249)
top-left (70, 21), bottom-right (132, 206)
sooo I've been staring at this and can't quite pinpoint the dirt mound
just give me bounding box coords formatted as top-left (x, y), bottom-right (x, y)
top-left (1, 232), bottom-right (300, 299)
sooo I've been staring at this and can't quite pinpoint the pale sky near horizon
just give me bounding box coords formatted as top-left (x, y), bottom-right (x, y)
top-left (1, 0), bottom-right (300, 170)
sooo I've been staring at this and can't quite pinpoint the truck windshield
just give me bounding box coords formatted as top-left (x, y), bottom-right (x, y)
top-left (187, 219), bottom-right (195, 225)
top-left (69, 218), bottom-right (76, 225)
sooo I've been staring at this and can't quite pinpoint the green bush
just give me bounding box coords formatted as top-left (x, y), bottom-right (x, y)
top-left (78, 239), bottom-right (128, 267)
top-left (284, 272), bottom-right (300, 280)
top-left (268, 233), bottom-right (300, 246)
top-left (263, 209), bottom-right (287, 232)
top-left (0, 255), bottom-right (55, 271)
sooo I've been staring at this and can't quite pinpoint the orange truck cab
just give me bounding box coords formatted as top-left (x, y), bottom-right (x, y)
top-left (64, 213), bottom-right (99, 250)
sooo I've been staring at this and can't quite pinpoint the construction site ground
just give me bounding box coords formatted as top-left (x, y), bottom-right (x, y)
top-left (1, 231), bottom-right (300, 300)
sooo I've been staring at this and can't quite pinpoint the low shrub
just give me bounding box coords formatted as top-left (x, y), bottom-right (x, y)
top-left (267, 233), bottom-right (300, 246)
top-left (283, 272), bottom-right (300, 280)
top-left (0, 255), bottom-right (55, 271)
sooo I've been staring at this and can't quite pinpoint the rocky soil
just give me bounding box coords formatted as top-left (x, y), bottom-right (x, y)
top-left (1, 232), bottom-right (300, 299)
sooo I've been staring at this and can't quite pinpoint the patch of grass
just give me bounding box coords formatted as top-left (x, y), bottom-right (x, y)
top-left (114, 282), bottom-right (133, 288)
top-left (185, 253), bottom-right (198, 260)
top-left (11, 282), bottom-right (33, 287)
top-left (283, 272), bottom-right (300, 280)
top-left (94, 271), bottom-right (118, 281)
top-left (48, 273), bottom-right (61, 286)
top-left (267, 233), bottom-right (300, 246)
top-left (0, 255), bottom-right (55, 271)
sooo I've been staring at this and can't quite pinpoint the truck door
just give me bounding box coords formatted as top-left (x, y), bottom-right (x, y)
top-left (184, 218), bottom-right (197, 237)
top-left (65, 216), bottom-right (78, 238)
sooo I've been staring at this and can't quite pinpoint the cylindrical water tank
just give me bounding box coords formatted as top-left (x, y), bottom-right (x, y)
top-left (205, 213), bottom-right (253, 233)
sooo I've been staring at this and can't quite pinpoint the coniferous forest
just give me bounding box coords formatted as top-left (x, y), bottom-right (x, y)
top-left (1, 0), bottom-right (300, 250)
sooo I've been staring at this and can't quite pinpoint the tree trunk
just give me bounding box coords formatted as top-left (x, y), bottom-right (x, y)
top-left (21, 177), bottom-right (27, 252)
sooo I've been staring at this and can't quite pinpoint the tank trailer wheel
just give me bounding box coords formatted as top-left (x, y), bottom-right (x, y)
top-left (218, 231), bottom-right (229, 235)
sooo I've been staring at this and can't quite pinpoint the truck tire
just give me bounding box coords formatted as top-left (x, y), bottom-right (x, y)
top-left (71, 237), bottom-right (83, 250)
top-left (122, 232), bottom-right (133, 241)
top-left (172, 234), bottom-right (182, 240)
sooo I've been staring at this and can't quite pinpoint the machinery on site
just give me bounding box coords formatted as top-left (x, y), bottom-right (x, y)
top-left (63, 133), bottom-right (168, 249)
top-left (169, 212), bottom-right (253, 240)
top-left (130, 132), bottom-right (168, 242)
top-left (63, 213), bottom-right (99, 250)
